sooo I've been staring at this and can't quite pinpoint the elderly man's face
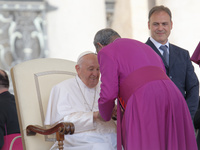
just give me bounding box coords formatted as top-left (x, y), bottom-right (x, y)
top-left (76, 54), bottom-right (100, 88)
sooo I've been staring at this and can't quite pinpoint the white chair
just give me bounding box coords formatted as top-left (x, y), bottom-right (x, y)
top-left (10, 58), bottom-right (77, 150)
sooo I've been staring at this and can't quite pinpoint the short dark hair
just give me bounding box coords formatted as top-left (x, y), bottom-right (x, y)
top-left (93, 28), bottom-right (121, 51)
top-left (0, 69), bottom-right (9, 88)
top-left (148, 5), bottom-right (172, 21)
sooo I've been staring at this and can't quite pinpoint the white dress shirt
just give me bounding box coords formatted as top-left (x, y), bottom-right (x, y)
top-left (150, 37), bottom-right (169, 55)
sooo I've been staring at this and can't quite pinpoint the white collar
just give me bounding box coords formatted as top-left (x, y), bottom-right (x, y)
top-left (150, 37), bottom-right (169, 49)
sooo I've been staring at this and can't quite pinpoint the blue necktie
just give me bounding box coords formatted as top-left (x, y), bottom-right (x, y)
top-left (160, 45), bottom-right (169, 65)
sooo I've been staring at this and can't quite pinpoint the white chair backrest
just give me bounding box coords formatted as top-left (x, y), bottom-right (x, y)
top-left (11, 58), bottom-right (76, 150)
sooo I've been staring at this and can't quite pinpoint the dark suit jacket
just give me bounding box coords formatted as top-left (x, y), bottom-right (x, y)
top-left (146, 38), bottom-right (199, 119)
top-left (0, 91), bottom-right (20, 149)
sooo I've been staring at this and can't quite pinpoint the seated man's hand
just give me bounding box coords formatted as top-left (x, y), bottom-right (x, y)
top-left (93, 111), bottom-right (98, 121)
top-left (93, 111), bottom-right (105, 122)
top-left (112, 105), bottom-right (117, 120)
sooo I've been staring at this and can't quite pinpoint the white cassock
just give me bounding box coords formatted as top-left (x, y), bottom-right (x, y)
top-left (45, 75), bottom-right (117, 150)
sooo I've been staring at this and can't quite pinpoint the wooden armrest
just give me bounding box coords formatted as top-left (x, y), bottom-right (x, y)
top-left (26, 122), bottom-right (75, 150)
top-left (26, 122), bottom-right (75, 136)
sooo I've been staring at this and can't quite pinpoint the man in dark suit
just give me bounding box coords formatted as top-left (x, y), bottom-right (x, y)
top-left (0, 69), bottom-right (20, 149)
top-left (146, 5), bottom-right (199, 120)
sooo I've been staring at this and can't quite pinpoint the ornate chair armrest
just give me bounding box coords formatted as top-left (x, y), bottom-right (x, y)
top-left (26, 122), bottom-right (75, 150)
top-left (26, 122), bottom-right (75, 135)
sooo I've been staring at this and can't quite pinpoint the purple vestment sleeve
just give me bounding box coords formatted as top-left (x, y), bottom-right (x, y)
top-left (98, 50), bottom-right (118, 121)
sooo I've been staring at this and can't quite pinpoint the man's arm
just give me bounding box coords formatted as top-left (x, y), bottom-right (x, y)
top-left (185, 51), bottom-right (199, 119)
top-left (98, 51), bottom-right (118, 121)
top-left (62, 111), bottom-right (96, 133)
top-left (45, 84), bottom-right (97, 133)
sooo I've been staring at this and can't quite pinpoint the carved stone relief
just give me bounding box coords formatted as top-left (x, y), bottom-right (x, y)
top-left (0, 1), bottom-right (49, 71)
top-left (0, 1), bottom-right (52, 93)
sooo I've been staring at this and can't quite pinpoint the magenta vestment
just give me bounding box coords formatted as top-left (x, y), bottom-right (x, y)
top-left (97, 38), bottom-right (197, 150)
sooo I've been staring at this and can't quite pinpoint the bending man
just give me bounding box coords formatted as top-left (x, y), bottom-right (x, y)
top-left (93, 28), bottom-right (197, 150)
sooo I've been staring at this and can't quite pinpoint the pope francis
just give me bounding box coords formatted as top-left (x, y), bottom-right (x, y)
top-left (45, 51), bottom-right (117, 150)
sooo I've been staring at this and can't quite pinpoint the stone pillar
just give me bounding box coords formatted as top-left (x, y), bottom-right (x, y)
top-left (47, 0), bottom-right (106, 62)
top-left (130, 0), bottom-right (149, 42)
top-left (111, 0), bottom-right (132, 38)
top-left (111, 0), bottom-right (149, 42)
